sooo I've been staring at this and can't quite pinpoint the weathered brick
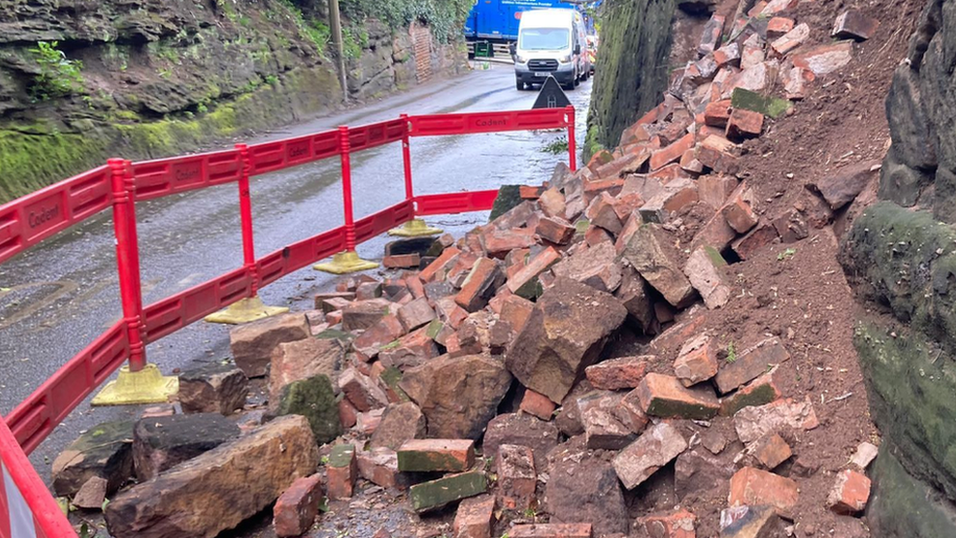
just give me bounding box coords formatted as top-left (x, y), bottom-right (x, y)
top-left (734, 397), bottom-right (820, 444)
top-left (397, 439), bottom-right (475, 472)
top-left (454, 494), bottom-right (496, 538)
top-left (713, 43), bottom-right (740, 68)
top-left (635, 508), bottom-right (696, 538)
top-left (338, 367), bottom-right (389, 412)
top-left (612, 422), bottom-right (687, 490)
top-left (342, 299), bottom-right (392, 332)
top-left (696, 135), bottom-right (739, 174)
top-left (791, 42), bottom-right (853, 76)
top-left (378, 326), bottom-right (440, 370)
top-left (698, 14), bottom-right (725, 56)
top-left (636, 373), bottom-right (720, 419)
top-left (704, 99), bottom-right (733, 127)
top-left (585, 192), bottom-right (624, 234)
top-left (409, 471), bottom-right (487, 513)
top-left (622, 224), bottom-right (697, 308)
top-left (273, 474), bottom-right (322, 537)
top-left (674, 335), bottom-right (719, 387)
top-left (832, 10), bottom-right (880, 40)
top-left (722, 183), bottom-right (758, 233)
top-left (315, 292), bottom-right (355, 311)
top-left (581, 392), bottom-right (640, 450)
top-left (397, 297), bottom-right (437, 333)
top-left (356, 447), bottom-right (405, 490)
top-left (355, 281), bottom-right (384, 301)
top-left (715, 337), bottom-right (791, 394)
top-left (383, 253), bottom-right (421, 269)
top-left (683, 246), bottom-right (732, 310)
top-left (827, 469), bottom-right (871, 514)
top-left (726, 109), bottom-right (764, 140)
top-left (455, 258), bottom-right (504, 312)
top-left (728, 467), bottom-right (799, 517)
top-left (539, 189), bottom-right (567, 219)
top-left (520, 389), bottom-right (556, 421)
top-left (536, 216), bottom-right (576, 245)
top-left (326, 444), bottom-right (357, 500)
top-left (584, 356), bottom-right (650, 390)
top-left (719, 371), bottom-right (781, 416)
top-left (500, 294), bottom-right (535, 333)
top-left (749, 432), bottom-right (792, 470)
top-left (731, 224), bottom-right (779, 260)
top-left (771, 23), bottom-right (809, 56)
top-left (697, 174), bottom-right (738, 209)
top-left (507, 247), bottom-right (561, 297)
top-left (353, 314), bottom-right (405, 362)
top-left (497, 444), bottom-right (536, 510)
top-left (766, 16), bottom-right (794, 39)
top-left (419, 247), bottom-right (461, 283)
top-left (650, 133), bottom-right (695, 171)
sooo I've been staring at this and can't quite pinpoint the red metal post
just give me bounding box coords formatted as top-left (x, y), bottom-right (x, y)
top-left (400, 114), bottom-right (414, 206)
top-left (236, 143), bottom-right (259, 295)
top-left (566, 105), bottom-right (577, 172)
top-left (339, 126), bottom-right (357, 251)
top-left (108, 159), bottom-right (147, 373)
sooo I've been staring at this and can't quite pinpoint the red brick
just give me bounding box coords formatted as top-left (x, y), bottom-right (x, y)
top-left (584, 225), bottom-right (612, 247)
top-left (596, 152), bottom-right (648, 180)
top-left (680, 148), bottom-right (704, 174)
top-left (683, 245), bottom-right (732, 310)
top-left (326, 444), bottom-right (357, 500)
top-left (383, 253), bottom-right (420, 269)
top-left (520, 185), bottom-right (544, 200)
top-left (698, 14), bottom-right (725, 56)
top-left (615, 212), bottom-right (643, 255)
top-left (520, 389), bottom-right (556, 420)
top-left (585, 356), bottom-right (651, 390)
top-left (637, 372), bottom-right (720, 419)
top-left (715, 337), bottom-right (791, 394)
top-left (406, 276), bottom-right (425, 299)
top-left (731, 224), bottom-right (779, 260)
top-left (454, 494), bottom-right (495, 538)
top-left (356, 447), bottom-right (405, 490)
top-left (338, 398), bottom-right (358, 429)
top-left (510, 524), bottom-right (592, 538)
top-left (397, 297), bottom-right (437, 333)
top-left (722, 184), bottom-right (758, 233)
top-left (792, 42), bottom-right (854, 76)
top-left (650, 312), bottom-right (706, 354)
top-left (650, 133), bottom-right (695, 171)
top-left (827, 469), bottom-right (871, 514)
top-left (696, 135), bottom-right (739, 174)
top-left (728, 467), bottom-right (799, 516)
top-left (273, 474), bottom-right (323, 537)
top-left (635, 508), bottom-right (696, 538)
top-left (832, 10), bottom-right (880, 41)
top-left (420, 247), bottom-right (461, 283)
top-left (355, 408), bottom-right (384, 435)
top-left (455, 258), bottom-right (503, 312)
top-left (536, 216), bottom-right (576, 245)
top-left (726, 109), bottom-right (764, 140)
top-left (674, 335), bottom-right (719, 387)
top-left (497, 444), bottom-right (536, 510)
top-left (612, 192), bottom-right (645, 221)
top-left (713, 43), bottom-right (741, 68)
top-left (587, 149), bottom-right (613, 169)
top-left (648, 163), bottom-right (693, 182)
top-left (750, 432), bottom-right (792, 470)
top-left (483, 228), bottom-right (537, 259)
top-left (397, 439), bottom-right (475, 472)
top-left (326, 310), bottom-right (343, 325)
top-left (355, 281), bottom-right (383, 301)
top-left (507, 246), bottom-right (561, 295)
top-left (720, 371), bottom-right (782, 416)
top-left (499, 294), bottom-right (534, 333)
top-left (698, 174), bottom-right (738, 208)
top-left (314, 292), bottom-right (355, 310)
top-left (771, 23), bottom-right (810, 56)
top-left (612, 422), bottom-right (687, 489)
top-left (585, 192), bottom-right (624, 233)
top-left (704, 100), bottom-right (733, 127)
top-left (766, 16), bottom-right (794, 39)
top-left (338, 367), bottom-right (388, 412)
top-left (354, 314), bottom-right (405, 361)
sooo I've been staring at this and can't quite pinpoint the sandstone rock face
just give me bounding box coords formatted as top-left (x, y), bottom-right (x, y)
top-left (178, 363), bottom-right (249, 416)
top-left (132, 413), bottom-right (240, 481)
top-left (546, 456), bottom-right (628, 536)
top-left (273, 374), bottom-right (342, 445)
top-left (399, 354), bottom-right (512, 440)
top-left (370, 402), bottom-right (426, 450)
top-left (623, 224), bottom-right (697, 308)
top-left (105, 415), bottom-right (319, 538)
top-left (506, 277), bottom-right (627, 403)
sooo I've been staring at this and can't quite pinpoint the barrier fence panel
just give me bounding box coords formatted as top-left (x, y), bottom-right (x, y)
top-left (0, 418), bottom-right (77, 538)
top-left (130, 149), bottom-right (244, 202)
top-left (0, 166), bottom-right (111, 265)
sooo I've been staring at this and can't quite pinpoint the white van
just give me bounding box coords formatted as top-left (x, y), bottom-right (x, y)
top-left (513, 9), bottom-right (590, 91)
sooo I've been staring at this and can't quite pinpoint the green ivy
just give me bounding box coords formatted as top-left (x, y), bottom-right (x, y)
top-left (28, 41), bottom-right (85, 102)
top-left (340, 0), bottom-right (473, 42)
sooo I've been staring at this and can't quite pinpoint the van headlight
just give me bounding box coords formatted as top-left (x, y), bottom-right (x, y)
top-left (516, 55), bottom-right (528, 64)
top-left (559, 54), bottom-right (572, 64)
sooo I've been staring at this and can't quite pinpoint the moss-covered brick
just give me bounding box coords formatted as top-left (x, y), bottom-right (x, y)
top-left (274, 374), bottom-right (341, 445)
top-left (409, 471), bottom-right (487, 512)
top-left (397, 439), bottom-right (475, 472)
top-left (730, 88), bottom-right (792, 118)
top-left (328, 444), bottom-right (356, 468)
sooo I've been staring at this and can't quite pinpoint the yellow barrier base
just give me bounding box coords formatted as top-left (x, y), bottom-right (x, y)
top-left (204, 296), bottom-right (290, 325)
top-left (91, 364), bottom-right (179, 406)
top-left (314, 251), bottom-right (380, 275)
top-left (387, 218), bottom-right (443, 237)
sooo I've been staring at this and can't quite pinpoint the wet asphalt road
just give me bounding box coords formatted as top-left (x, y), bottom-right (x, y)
top-left (0, 63), bottom-right (592, 471)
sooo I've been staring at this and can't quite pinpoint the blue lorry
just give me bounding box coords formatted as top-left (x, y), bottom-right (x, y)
top-left (465, 0), bottom-right (597, 58)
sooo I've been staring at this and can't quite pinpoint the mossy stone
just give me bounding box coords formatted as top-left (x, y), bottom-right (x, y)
top-left (274, 374), bottom-right (341, 445)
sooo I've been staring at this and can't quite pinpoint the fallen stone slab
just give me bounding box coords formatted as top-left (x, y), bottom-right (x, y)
top-left (104, 415), bottom-right (319, 538)
top-left (52, 420), bottom-right (134, 498)
top-left (622, 224), bottom-right (697, 308)
top-left (71, 475), bottom-right (109, 510)
top-left (409, 471), bottom-right (487, 513)
top-left (506, 277), bottom-right (627, 403)
top-left (581, 392), bottom-right (640, 450)
top-left (832, 10), bottom-right (880, 40)
top-left (806, 160), bottom-right (880, 210)
top-left (612, 422), bottom-right (688, 490)
top-left (178, 363), bottom-right (248, 416)
top-left (230, 313), bottom-right (310, 378)
top-left (274, 374), bottom-right (342, 445)
top-left (400, 354), bottom-right (512, 440)
top-left (370, 402), bottom-right (426, 450)
top-left (132, 413), bottom-right (240, 481)
top-left (397, 439), bottom-right (475, 472)
top-left (273, 474), bottom-right (323, 537)
top-left (584, 356), bottom-right (650, 390)
top-left (547, 456), bottom-right (627, 536)
top-left (269, 337), bottom-right (344, 408)
top-left (483, 413), bottom-right (560, 470)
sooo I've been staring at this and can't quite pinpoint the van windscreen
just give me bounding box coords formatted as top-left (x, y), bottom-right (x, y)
top-left (518, 28), bottom-right (570, 50)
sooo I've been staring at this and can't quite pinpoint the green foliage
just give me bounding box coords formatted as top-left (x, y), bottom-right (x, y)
top-left (777, 247), bottom-right (797, 261)
top-left (29, 41), bottom-right (85, 101)
top-left (542, 137), bottom-right (569, 155)
top-left (265, 74), bottom-right (279, 85)
top-left (340, 0), bottom-right (473, 42)
top-left (726, 342), bottom-right (737, 363)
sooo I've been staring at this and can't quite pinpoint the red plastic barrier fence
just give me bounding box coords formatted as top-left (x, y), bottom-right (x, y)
top-left (1, 106), bottom-right (576, 466)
